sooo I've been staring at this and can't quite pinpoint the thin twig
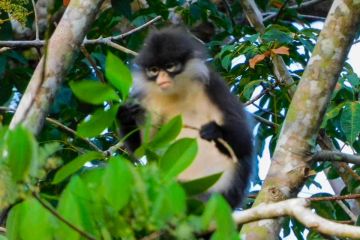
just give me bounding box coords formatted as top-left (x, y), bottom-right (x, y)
top-left (45, 117), bottom-right (102, 152)
top-left (33, 193), bottom-right (96, 240)
top-left (244, 87), bottom-right (272, 106)
top-left (104, 40), bottom-right (138, 56)
top-left (336, 200), bottom-right (358, 222)
top-left (0, 15), bottom-right (162, 53)
top-left (0, 107), bottom-right (102, 152)
top-left (80, 46), bottom-right (105, 83)
top-left (31, 0), bottom-right (39, 40)
top-left (112, 16), bottom-right (162, 41)
top-left (251, 113), bottom-right (279, 128)
top-left (289, 0), bottom-right (327, 9)
top-left (310, 194), bottom-right (360, 202)
top-left (298, 14), bottom-right (326, 21)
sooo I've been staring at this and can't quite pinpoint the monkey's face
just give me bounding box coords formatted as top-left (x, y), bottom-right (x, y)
top-left (144, 62), bottom-right (183, 91)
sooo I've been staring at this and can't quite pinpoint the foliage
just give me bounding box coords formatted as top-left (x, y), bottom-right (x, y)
top-left (0, 0), bottom-right (30, 26)
top-left (0, 0), bottom-right (360, 239)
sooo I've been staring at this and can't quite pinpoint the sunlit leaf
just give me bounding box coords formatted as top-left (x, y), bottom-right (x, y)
top-left (151, 182), bottom-right (186, 226)
top-left (53, 151), bottom-right (104, 184)
top-left (6, 126), bottom-right (37, 182)
top-left (159, 138), bottom-right (198, 182)
top-left (70, 80), bottom-right (120, 105)
top-left (149, 115), bottom-right (183, 149)
top-left (181, 173), bottom-right (222, 196)
top-left (101, 157), bottom-right (133, 211)
top-left (340, 102), bottom-right (360, 144)
top-left (20, 198), bottom-right (56, 240)
top-left (201, 195), bottom-right (239, 240)
top-left (57, 176), bottom-right (97, 240)
top-left (77, 104), bottom-right (119, 137)
top-left (105, 52), bottom-right (132, 100)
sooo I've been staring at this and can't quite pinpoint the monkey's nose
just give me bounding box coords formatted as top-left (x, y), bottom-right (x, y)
top-left (156, 71), bottom-right (173, 90)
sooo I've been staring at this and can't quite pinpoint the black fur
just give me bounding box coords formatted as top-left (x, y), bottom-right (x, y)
top-left (135, 26), bottom-right (206, 69)
top-left (204, 70), bottom-right (254, 208)
top-left (118, 26), bottom-right (254, 209)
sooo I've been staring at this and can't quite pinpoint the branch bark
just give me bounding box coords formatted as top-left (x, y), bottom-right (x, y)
top-left (9, 0), bottom-right (105, 134)
top-left (240, 0), bottom-right (360, 239)
top-left (312, 150), bottom-right (360, 165)
top-left (234, 198), bottom-right (360, 239)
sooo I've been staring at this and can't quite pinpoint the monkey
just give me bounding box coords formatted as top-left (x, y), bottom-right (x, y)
top-left (117, 26), bottom-right (254, 208)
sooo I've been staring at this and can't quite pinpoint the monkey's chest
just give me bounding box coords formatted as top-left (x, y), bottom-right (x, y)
top-left (143, 91), bottom-right (235, 192)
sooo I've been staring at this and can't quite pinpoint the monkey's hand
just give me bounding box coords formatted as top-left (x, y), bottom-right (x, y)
top-left (200, 121), bottom-right (223, 141)
top-left (117, 103), bottom-right (143, 125)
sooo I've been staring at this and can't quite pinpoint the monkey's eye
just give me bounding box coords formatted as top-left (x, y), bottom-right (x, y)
top-left (165, 62), bottom-right (181, 73)
top-left (145, 66), bottom-right (160, 78)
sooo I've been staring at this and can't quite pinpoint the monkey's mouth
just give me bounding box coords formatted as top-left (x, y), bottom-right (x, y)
top-left (158, 81), bottom-right (173, 90)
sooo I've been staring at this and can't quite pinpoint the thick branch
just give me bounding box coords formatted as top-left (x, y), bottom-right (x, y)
top-left (241, 0), bottom-right (360, 239)
top-left (9, 0), bottom-right (105, 134)
top-left (234, 198), bottom-right (360, 239)
top-left (312, 150), bottom-right (360, 165)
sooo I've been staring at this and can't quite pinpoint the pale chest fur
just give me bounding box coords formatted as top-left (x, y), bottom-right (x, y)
top-left (141, 82), bottom-right (236, 192)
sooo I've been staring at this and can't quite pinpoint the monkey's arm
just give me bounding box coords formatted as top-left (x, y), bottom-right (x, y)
top-left (117, 103), bottom-right (144, 152)
top-left (200, 119), bottom-right (253, 160)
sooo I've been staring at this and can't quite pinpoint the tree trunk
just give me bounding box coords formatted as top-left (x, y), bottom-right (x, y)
top-left (240, 0), bottom-right (360, 239)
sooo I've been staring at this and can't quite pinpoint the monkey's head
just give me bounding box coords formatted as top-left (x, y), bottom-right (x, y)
top-left (134, 26), bottom-right (209, 94)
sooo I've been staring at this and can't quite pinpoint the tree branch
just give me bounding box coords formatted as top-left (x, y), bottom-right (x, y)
top-left (240, 0), bottom-right (296, 94)
top-left (312, 150), bottom-right (360, 165)
top-left (0, 16), bottom-right (162, 50)
top-left (31, 0), bottom-right (39, 40)
top-left (233, 198), bottom-right (360, 239)
top-left (240, 0), bottom-right (360, 238)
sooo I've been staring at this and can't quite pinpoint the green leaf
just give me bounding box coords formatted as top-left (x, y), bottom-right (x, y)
top-left (262, 28), bottom-right (293, 45)
top-left (77, 104), bottom-right (120, 137)
top-left (340, 102), bottom-right (360, 144)
top-left (111, 0), bottom-right (132, 18)
top-left (181, 173), bottom-right (222, 196)
top-left (70, 80), bottom-right (120, 105)
top-left (20, 198), bottom-right (56, 240)
top-left (101, 157), bottom-right (134, 211)
top-left (150, 182), bottom-right (186, 226)
top-left (241, 80), bottom-right (263, 100)
top-left (201, 195), bottom-right (239, 240)
top-left (149, 115), bottom-right (183, 149)
top-left (105, 52), bottom-right (132, 100)
top-left (56, 176), bottom-right (96, 240)
top-left (53, 151), bottom-right (104, 184)
top-left (221, 54), bottom-right (232, 71)
top-left (321, 102), bottom-right (348, 128)
top-left (159, 138), bottom-right (198, 182)
top-left (6, 203), bottom-right (24, 240)
top-left (6, 126), bottom-right (37, 182)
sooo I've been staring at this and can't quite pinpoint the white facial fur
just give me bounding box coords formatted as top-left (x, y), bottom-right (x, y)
top-left (132, 58), bottom-right (210, 97)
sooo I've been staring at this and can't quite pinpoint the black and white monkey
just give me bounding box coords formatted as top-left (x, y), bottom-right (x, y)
top-left (118, 26), bottom-right (254, 208)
